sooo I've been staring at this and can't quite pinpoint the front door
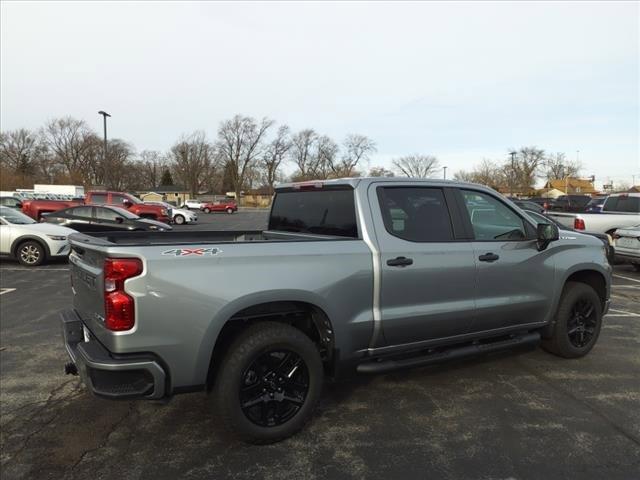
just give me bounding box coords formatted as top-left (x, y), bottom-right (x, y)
top-left (458, 189), bottom-right (556, 333)
top-left (371, 184), bottom-right (478, 346)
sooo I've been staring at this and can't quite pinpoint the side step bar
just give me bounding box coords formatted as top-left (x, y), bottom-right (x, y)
top-left (357, 332), bottom-right (541, 374)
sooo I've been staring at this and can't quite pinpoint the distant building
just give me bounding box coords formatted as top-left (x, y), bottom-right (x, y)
top-left (544, 178), bottom-right (598, 195)
top-left (137, 185), bottom-right (191, 205)
top-left (535, 187), bottom-right (565, 199)
top-left (628, 185), bottom-right (640, 193)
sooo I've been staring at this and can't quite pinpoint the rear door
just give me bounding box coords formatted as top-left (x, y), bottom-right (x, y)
top-left (457, 188), bottom-right (555, 332)
top-left (371, 184), bottom-right (477, 345)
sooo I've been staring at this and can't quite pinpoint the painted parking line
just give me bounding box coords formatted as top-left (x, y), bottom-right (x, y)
top-left (608, 308), bottom-right (640, 317)
top-left (0, 267), bottom-right (69, 272)
top-left (612, 285), bottom-right (640, 289)
top-left (613, 274), bottom-right (640, 284)
top-left (0, 288), bottom-right (17, 295)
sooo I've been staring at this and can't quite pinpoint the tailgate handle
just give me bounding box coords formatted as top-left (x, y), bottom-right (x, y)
top-left (387, 256), bottom-right (413, 267)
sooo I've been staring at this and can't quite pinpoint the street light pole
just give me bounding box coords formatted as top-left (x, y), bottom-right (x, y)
top-left (98, 110), bottom-right (111, 188)
top-left (443, 166), bottom-right (447, 180)
top-left (509, 151), bottom-right (517, 196)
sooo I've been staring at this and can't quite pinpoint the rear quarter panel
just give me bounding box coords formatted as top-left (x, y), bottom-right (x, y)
top-left (91, 240), bottom-right (373, 388)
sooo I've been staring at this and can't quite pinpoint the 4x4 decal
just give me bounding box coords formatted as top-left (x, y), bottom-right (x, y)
top-left (161, 248), bottom-right (222, 256)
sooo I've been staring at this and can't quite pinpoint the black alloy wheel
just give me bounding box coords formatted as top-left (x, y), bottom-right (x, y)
top-left (567, 297), bottom-right (598, 348)
top-left (239, 349), bottom-right (309, 427)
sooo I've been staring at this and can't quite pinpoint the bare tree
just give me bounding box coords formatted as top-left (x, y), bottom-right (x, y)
top-left (332, 134), bottom-right (376, 177)
top-left (139, 150), bottom-right (167, 189)
top-left (216, 115), bottom-right (274, 203)
top-left (41, 117), bottom-right (96, 183)
top-left (392, 154), bottom-right (440, 178)
top-left (545, 152), bottom-right (581, 180)
top-left (368, 166), bottom-right (395, 177)
top-left (289, 129), bottom-right (317, 178)
top-left (312, 135), bottom-right (339, 179)
top-left (504, 146), bottom-right (546, 193)
top-left (0, 129), bottom-right (44, 184)
top-left (261, 125), bottom-right (291, 193)
top-left (169, 131), bottom-right (215, 196)
top-left (454, 159), bottom-right (506, 190)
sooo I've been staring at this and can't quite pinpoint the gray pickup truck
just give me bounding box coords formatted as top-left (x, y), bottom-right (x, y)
top-left (61, 178), bottom-right (611, 443)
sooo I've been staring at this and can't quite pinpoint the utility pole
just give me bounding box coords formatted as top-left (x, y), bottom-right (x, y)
top-left (443, 166), bottom-right (447, 180)
top-left (98, 110), bottom-right (111, 188)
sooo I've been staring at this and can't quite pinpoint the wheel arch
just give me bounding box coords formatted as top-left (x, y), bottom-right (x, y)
top-left (10, 235), bottom-right (51, 259)
top-left (204, 298), bottom-right (335, 390)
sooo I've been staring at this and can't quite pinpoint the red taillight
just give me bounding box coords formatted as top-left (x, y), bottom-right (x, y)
top-left (104, 258), bottom-right (143, 331)
top-left (574, 218), bottom-right (586, 230)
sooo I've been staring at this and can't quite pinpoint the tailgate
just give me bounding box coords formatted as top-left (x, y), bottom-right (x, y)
top-left (546, 212), bottom-right (576, 229)
top-left (69, 241), bottom-right (109, 335)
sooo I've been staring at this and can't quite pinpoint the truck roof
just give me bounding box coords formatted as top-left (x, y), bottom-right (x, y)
top-left (275, 177), bottom-right (478, 191)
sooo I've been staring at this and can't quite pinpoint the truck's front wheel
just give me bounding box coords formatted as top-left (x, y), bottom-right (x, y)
top-left (542, 282), bottom-right (603, 358)
top-left (215, 322), bottom-right (323, 444)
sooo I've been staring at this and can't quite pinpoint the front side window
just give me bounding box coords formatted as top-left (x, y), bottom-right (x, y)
top-left (91, 193), bottom-right (107, 204)
top-left (377, 187), bottom-right (454, 242)
top-left (96, 207), bottom-right (122, 222)
top-left (461, 190), bottom-right (526, 241)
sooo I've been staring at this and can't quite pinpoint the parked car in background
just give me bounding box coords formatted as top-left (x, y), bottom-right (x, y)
top-left (527, 197), bottom-right (556, 211)
top-left (0, 206), bottom-right (74, 266)
top-left (547, 193), bottom-right (640, 235)
top-left (84, 191), bottom-right (171, 223)
top-left (145, 201), bottom-right (197, 225)
top-left (585, 196), bottom-right (608, 213)
top-left (42, 205), bottom-right (172, 233)
top-left (509, 199), bottom-right (545, 214)
top-left (202, 200), bottom-right (238, 214)
top-left (182, 199), bottom-right (206, 210)
top-left (0, 196), bottom-right (23, 210)
top-left (550, 195), bottom-right (592, 212)
top-left (523, 208), bottom-right (615, 264)
top-left (612, 225), bottom-right (640, 270)
top-left (21, 197), bottom-right (82, 220)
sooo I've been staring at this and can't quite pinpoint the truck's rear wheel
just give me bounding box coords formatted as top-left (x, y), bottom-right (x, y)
top-left (542, 282), bottom-right (603, 358)
top-left (215, 322), bottom-right (323, 444)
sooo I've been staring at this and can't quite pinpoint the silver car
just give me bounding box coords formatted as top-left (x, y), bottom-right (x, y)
top-left (613, 224), bottom-right (640, 270)
top-left (0, 206), bottom-right (75, 266)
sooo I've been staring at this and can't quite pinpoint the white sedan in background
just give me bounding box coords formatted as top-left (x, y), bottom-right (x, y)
top-left (614, 225), bottom-right (640, 271)
top-left (0, 206), bottom-right (75, 266)
top-left (146, 202), bottom-right (198, 225)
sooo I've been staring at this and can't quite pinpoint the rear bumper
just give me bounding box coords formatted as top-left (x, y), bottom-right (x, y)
top-left (60, 309), bottom-right (167, 399)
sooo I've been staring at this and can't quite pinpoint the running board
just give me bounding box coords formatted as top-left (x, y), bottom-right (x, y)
top-left (356, 332), bottom-right (541, 374)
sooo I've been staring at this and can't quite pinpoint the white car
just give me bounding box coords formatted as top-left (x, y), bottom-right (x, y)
top-left (613, 224), bottom-right (640, 271)
top-left (145, 202), bottom-right (198, 225)
top-left (0, 206), bottom-right (75, 266)
top-left (182, 199), bottom-right (205, 210)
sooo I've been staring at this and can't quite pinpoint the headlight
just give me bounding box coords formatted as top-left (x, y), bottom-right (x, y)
top-left (46, 234), bottom-right (67, 241)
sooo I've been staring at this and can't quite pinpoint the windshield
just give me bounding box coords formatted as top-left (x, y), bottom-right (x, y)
top-left (0, 206), bottom-right (36, 224)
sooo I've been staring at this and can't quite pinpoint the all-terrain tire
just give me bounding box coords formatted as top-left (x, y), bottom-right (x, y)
top-left (215, 322), bottom-right (323, 444)
top-left (542, 281), bottom-right (603, 358)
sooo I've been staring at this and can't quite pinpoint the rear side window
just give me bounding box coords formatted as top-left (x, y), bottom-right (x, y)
top-left (269, 188), bottom-right (358, 238)
top-left (604, 195), bottom-right (639, 213)
top-left (377, 187), bottom-right (453, 242)
top-left (91, 193), bottom-right (107, 204)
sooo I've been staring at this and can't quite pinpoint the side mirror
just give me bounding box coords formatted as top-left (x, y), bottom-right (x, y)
top-left (122, 199), bottom-right (132, 208)
top-left (536, 223), bottom-right (559, 251)
top-left (115, 216), bottom-right (124, 224)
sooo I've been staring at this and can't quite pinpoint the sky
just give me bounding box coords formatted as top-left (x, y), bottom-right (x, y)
top-left (1, 1), bottom-right (639, 187)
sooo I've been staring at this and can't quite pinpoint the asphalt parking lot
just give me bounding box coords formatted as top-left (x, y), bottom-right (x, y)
top-left (1, 210), bottom-right (639, 480)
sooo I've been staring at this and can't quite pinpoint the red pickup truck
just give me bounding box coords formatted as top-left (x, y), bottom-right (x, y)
top-left (22, 191), bottom-right (170, 223)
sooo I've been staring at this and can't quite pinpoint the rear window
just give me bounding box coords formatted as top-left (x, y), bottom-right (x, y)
top-left (269, 188), bottom-right (358, 238)
top-left (604, 195), bottom-right (640, 213)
